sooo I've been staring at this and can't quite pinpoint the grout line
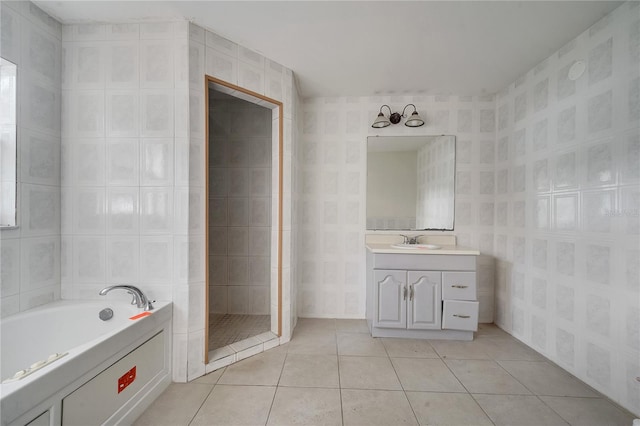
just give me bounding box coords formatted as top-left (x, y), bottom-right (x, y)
top-left (264, 347), bottom-right (289, 426)
top-left (335, 329), bottom-right (345, 426)
top-left (186, 382), bottom-right (217, 426)
top-left (384, 343), bottom-right (422, 426)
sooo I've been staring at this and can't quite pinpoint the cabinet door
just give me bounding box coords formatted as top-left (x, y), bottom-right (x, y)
top-left (407, 271), bottom-right (441, 330)
top-left (374, 270), bottom-right (407, 329)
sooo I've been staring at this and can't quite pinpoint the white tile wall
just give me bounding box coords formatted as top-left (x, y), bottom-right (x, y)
top-left (493, 2), bottom-right (640, 414)
top-left (208, 95), bottom-right (272, 315)
top-left (300, 95), bottom-right (496, 321)
top-left (0, 1), bottom-right (62, 315)
top-left (60, 21), bottom-right (194, 382)
top-left (189, 22), bottom-right (299, 380)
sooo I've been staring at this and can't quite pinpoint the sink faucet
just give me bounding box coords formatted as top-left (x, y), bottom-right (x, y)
top-left (99, 285), bottom-right (154, 311)
top-left (400, 234), bottom-right (422, 244)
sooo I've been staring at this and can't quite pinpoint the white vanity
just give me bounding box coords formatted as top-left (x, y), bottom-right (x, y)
top-left (366, 235), bottom-right (480, 341)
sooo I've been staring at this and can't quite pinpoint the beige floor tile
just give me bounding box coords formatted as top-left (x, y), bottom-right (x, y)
top-left (391, 357), bottom-right (466, 392)
top-left (133, 383), bottom-right (212, 426)
top-left (279, 354), bottom-right (339, 388)
top-left (337, 332), bottom-right (387, 356)
top-left (445, 359), bottom-right (531, 394)
top-left (336, 318), bottom-right (369, 333)
top-left (339, 356), bottom-right (402, 390)
top-left (341, 389), bottom-right (418, 426)
top-left (193, 367), bottom-right (226, 384)
top-left (498, 360), bottom-right (599, 397)
top-left (218, 350), bottom-right (286, 385)
top-left (267, 387), bottom-right (342, 426)
top-left (540, 396), bottom-right (636, 426)
top-left (406, 391), bottom-right (494, 426)
top-left (476, 323), bottom-right (511, 337)
top-left (473, 394), bottom-right (569, 426)
top-left (478, 336), bottom-right (546, 361)
top-left (288, 329), bottom-right (337, 355)
top-left (381, 338), bottom-right (438, 358)
top-left (190, 385), bottom-right (276, 426)
top-left (429, 339), bottom-right (492, 360)
top-left (294, 318), bottom-right (336, 333)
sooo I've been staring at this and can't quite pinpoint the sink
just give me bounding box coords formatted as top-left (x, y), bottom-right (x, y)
top-left (391, 243), bottom-right (441, 250)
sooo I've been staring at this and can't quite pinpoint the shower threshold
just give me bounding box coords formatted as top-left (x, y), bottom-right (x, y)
top-left (206, 314), bottom-right (280, 373)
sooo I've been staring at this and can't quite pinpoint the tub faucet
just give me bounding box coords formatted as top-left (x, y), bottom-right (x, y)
top-left (99, 285), bottom-right (154, 311)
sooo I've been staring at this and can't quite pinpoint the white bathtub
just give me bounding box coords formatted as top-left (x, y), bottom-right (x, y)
top-left (0, 299), bottom-right (172, 426)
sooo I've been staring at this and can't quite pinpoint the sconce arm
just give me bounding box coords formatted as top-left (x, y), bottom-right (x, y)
top-left (400, 103), bottom-right (418, 118)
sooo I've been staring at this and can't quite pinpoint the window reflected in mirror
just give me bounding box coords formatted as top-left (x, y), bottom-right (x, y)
top-left (366, 135), bottom-right (456, 231)
top-left (1, 58), bottom-right (17, 227)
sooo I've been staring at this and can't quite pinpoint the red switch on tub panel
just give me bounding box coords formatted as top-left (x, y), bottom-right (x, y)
top-left (118, 366), bottom-right (136, 394)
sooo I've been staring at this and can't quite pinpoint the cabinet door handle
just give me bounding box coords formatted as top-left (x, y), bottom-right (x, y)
top-left (409, 285), bottom-right (414, 301)
top-left (453, 314), bottom-right (470, 318)
top-left (403, 286), bottom-right (407, 301)
top-left (451, 285), bottom-right (468, 289)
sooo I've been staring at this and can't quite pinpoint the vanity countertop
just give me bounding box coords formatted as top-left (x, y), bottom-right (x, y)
top-left (365, 243), bottom-right (480, 256)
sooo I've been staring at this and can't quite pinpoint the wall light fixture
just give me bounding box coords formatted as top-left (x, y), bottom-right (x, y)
top-left (371, 104), bottom-right (425, 128)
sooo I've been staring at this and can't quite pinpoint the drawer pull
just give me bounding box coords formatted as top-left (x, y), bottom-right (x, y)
top-left (453, 314), bottom-right (470, 318)
top-left (451, 285), bottom-right (468, 289)
top-left (403, 286), bottom-right (408, 301)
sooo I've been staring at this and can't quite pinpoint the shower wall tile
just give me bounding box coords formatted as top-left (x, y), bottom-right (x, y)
top-left (194, 22), bottom-right (299, 362)
top-left (208, 96), bottom-right (273, 314)
top-left (493, 2), bottom-right (639, 415)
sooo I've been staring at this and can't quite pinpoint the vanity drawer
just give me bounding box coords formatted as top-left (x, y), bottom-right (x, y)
top-left (442, 272), bottom-right (476, 300)
top-left (442, 300), bottom-right (478, 331)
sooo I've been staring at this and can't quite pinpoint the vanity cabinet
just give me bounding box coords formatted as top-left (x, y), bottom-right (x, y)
top-left (374, 270), bottom-right (441, 330)
top-left (366, 249), bottom-right (479, 341)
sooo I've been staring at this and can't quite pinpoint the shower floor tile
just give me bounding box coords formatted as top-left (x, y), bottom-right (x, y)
top-left (208, 314), bottom-right (271, 350)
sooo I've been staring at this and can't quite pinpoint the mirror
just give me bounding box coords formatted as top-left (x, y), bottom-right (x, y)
top-left (366, 135), bottom-right (456, 231)
top-left (0, 58), bottom-right (17, 228)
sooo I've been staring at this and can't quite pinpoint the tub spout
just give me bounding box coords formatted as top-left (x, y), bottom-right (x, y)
top-left (99, 285), bottom-right (154, 311)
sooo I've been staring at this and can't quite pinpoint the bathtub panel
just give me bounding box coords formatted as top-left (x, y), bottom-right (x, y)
top-left (24, 410), bottom-right (49, 426)
top-left (62, 331), bottom-right (164, 425)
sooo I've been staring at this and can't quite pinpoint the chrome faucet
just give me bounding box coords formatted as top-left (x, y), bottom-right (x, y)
top-left (99, 285), bottom-right (154, 311)
top-left (400, 234), bottom-right (422, 244)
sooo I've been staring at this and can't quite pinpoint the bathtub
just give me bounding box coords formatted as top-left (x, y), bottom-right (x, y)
top-left (0, 299), bottom-right (172, 426)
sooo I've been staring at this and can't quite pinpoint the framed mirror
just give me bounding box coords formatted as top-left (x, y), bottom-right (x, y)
top-left (366, 135), bottom-right (456, 231)
top-left (0, 57), bottom-right (17, 228)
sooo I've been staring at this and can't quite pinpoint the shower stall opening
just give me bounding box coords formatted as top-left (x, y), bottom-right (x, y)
top-left (206, 80), bottom-right (280, 359)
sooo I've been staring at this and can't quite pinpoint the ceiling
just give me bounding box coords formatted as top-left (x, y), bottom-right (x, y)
top-left (35, 1), bottom-right (623, 98)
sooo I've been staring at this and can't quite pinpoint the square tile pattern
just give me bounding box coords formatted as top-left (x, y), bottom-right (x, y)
top-left (135, 320), bottom-right (636, 426)
top-left (208, 313), bottom-right (271, 350)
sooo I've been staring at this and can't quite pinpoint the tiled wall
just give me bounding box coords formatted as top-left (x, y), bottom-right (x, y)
top-left (493, 2), bottom-right (640, 414)
top-left (187, 23), bottom-right (300, 378)
top-left (299, 96), bottom-right (497, 322)
top-left (59, 21), bottom-right (193, 381)
top-left (0, 2), bottom-right (62, 316)
top-left (208, 94), bottom-right (272, 315)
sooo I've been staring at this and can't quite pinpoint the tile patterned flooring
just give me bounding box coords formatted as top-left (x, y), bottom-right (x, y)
top-left (208, 314), bottom-right (271, 350)
top-left (135, 319), bottom-right (637, 426)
